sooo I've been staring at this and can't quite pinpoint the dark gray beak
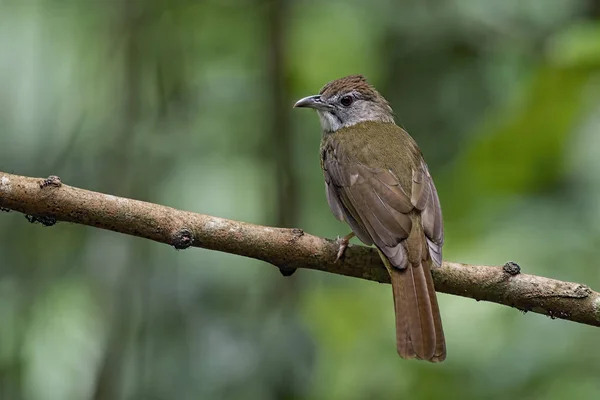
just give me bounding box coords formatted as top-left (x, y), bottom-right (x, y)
top-left (293, 95), bottom-right (330, 110)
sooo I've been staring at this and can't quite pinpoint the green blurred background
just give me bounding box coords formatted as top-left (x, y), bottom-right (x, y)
top-left (1, 1), bottom-right (600, 399)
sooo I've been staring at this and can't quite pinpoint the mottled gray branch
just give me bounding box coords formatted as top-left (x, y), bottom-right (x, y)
top-left (1, 171), bottom-right (599, 327)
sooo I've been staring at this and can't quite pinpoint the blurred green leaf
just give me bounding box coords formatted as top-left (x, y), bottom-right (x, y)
top-left (442, 64), bottom-right (596, 243)
top-left (547, 22), bottom-right (600, 68)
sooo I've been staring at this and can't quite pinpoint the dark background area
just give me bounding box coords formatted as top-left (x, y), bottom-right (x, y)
top-left (1, 1), bottom-right (600, 399)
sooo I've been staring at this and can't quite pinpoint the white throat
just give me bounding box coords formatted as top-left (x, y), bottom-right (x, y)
top-left (317, 111), bottom-right (344, 133)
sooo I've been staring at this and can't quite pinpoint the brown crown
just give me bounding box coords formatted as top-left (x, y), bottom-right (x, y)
top-left (319, 74), bottom-right (382, 101)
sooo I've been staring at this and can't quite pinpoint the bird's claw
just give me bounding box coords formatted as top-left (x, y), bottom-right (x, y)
top-left (334, 232), bottom-right (355, 263)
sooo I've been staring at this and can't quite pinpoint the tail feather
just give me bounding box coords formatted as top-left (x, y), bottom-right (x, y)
top-left (391, 268), bottom-right (413, 359)
top-left (389, 258), bottom-right (445, 362)
top-left (422, 259), bottom-right (446, 362)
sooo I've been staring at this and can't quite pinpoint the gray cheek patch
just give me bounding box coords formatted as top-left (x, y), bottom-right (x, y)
top-left (316, 95), bottom-right (395, 134)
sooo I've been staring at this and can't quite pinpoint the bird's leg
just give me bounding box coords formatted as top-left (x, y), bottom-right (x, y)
top-left (335, 232), bottom-right (355, 263)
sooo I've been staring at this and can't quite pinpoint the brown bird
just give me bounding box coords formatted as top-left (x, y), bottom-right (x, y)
top-left (294, 75), bottom-right (446, 362)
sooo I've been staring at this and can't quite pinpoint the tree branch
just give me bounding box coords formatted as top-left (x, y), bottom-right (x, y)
top-left (1, 171), bottom-right (599, 327)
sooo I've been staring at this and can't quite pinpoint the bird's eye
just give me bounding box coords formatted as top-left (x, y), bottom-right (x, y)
top-left (340, 95), bottom-right (353, 107)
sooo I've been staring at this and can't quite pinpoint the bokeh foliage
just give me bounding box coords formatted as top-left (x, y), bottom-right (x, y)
top-left (1, 1), bottom-right (600, 399)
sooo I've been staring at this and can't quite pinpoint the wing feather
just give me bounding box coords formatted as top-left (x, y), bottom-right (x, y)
top-left (323, 143), bottom-right (413, 262)
top-left (411, 161), bottom-right (444, 267)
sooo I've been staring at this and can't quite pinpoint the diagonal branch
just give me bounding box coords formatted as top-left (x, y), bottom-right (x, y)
top-left (1, 171), bottom-right (599, 327)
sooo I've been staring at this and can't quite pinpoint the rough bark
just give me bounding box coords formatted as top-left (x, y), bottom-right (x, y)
top-left (1, 171), bottom-right (599, 327)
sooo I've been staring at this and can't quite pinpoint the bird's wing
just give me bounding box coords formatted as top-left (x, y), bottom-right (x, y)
top-left (322, 140), bottom-right (414, 268)
top-left (410, 160), bottom-right (444, 267)
top-left (322, 140), bottom-right (444, 268)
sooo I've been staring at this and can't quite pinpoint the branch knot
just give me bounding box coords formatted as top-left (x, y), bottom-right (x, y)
top-left (39, 175), bottom-right (62, 189)
top-left (503, 261), bottom-right (521, 276)
top-left (25, 214), bottom-right (57, 226)
top-left (172, 228), bottom-right (194, 250)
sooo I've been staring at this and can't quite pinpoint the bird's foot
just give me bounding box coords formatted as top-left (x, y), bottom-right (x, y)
top-left (335, 232), bottom-right (355, 263)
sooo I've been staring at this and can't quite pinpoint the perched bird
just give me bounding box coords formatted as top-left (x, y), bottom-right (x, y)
top-left (294, 75), bottom-right (446, 362)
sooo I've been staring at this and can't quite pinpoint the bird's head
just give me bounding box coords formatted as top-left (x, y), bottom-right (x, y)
top-left (294, 75), bottom-right (394, 134)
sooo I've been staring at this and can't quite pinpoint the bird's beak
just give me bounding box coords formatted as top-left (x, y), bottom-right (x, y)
top-left (294, 95), bottom-right (330, 110)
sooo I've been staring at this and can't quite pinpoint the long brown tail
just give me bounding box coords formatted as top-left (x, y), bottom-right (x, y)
top-left (389, 258), bottom-right (446, 362)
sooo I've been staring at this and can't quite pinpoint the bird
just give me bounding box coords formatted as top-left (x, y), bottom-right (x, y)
top-left (294, 75), bottom-right (446, 362)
